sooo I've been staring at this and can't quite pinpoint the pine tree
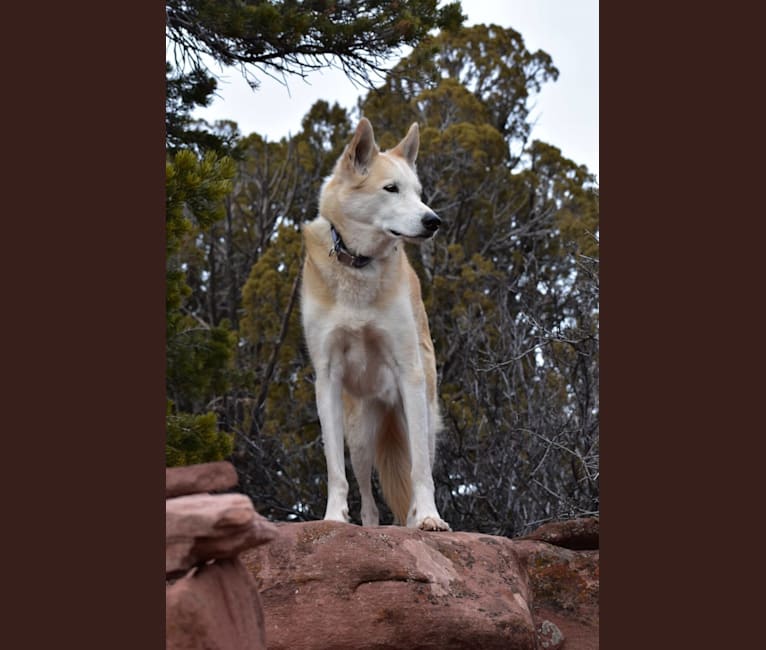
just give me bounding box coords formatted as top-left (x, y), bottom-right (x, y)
top-left (166, 149), bottom-right (237, 466)
top-left (166, 0), bottom-right (465, 88)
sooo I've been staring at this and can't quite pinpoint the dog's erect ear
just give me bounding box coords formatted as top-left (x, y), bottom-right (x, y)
top-left (343, 118), bottom-right (379, 176)
top-left (391, 122), bottom-right (420, 167)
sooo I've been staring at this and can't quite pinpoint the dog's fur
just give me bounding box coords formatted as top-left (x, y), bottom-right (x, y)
top-left (300, 118), bottom-right (450, 531)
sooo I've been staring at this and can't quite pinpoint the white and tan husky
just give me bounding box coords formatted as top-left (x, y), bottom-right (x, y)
top-left (300, 118), bottom-right (450, 531)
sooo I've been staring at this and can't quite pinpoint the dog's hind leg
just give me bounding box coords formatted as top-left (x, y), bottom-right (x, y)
top-left (347, 397), bottom-right (380, 526)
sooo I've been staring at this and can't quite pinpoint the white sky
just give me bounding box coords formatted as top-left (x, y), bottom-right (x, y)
top-left (190, 0), bottom-right (598, 180)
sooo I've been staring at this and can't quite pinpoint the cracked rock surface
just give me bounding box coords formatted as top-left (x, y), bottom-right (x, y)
top-left (243, 521), bottom-right (535, 650)
top-left (242, 519), bottom-right (598, 650)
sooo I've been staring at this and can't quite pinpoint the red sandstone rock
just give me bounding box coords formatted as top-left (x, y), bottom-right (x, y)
top-left (164, 462), bottom-right (598, 650)
top-left (521, 517), bottom-right (599, 550)
top-left (165, 461), bottom-right (277, 650)
top-left (166, 558), bottom-right (267, 650)
top-left (514, 539), bottom-right (599, 650)
top-left (166, 461), bottom-right (239, 498)
top-left (241, 520), bottom-right (538, 650)
top-left (166, 493), bottom-right (279, 574)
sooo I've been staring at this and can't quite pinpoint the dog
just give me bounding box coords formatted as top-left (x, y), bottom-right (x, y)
top-left (300, 118), bottom-right (450, 531)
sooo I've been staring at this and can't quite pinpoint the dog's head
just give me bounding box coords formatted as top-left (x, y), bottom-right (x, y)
top-left (320, 119), bottom-right (441, 247)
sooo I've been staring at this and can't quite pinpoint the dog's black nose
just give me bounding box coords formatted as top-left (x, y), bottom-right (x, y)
top-left (422, 212), bottom-right (442, 232)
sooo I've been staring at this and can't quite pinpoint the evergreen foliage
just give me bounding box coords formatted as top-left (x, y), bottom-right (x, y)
top-left (166, 143), bottom-right (238, 465)
top-left (166, 406), bottom-right (233, 466)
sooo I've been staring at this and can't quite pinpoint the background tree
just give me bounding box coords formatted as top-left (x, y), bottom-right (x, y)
top-left (166, 63), bottom-right (245, 157)
top-left (165, 149), bottom-right (237, 466)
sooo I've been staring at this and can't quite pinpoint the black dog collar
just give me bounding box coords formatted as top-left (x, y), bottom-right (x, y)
top-left (329, 223), bottom-right (373, 269)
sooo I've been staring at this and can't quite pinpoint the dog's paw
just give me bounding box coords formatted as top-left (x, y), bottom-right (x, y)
top-left (417, 515), bottom-right (451, 532)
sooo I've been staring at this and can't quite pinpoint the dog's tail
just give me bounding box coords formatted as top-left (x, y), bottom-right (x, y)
top-left (375, 408), bottom-right (412, 525)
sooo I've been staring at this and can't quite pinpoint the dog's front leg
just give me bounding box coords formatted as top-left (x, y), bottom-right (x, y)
top-left (400, 371), bottom-right (450, 531)
top-left (315, 372), bottom-right (350, 523)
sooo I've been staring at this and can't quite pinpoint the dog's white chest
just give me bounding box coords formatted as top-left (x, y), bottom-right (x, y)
top-left (334, 324), bottom-right (398, 404)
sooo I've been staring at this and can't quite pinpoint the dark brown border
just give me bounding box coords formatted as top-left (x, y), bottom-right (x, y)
top-left (4, 4), bottom-right (165, 648)
top-left (601, 4), bottom-right (761, 648)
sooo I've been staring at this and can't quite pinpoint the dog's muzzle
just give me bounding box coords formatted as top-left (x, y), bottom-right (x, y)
top-left (390, 212), bottom-right (443, 240)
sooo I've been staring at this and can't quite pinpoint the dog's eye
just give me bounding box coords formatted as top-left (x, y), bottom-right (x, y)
top-left (383, 184), bottom-right (399, 193)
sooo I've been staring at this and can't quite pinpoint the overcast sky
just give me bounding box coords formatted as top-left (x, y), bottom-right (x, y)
top-left (190, 1), bottom-right (598, 180)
